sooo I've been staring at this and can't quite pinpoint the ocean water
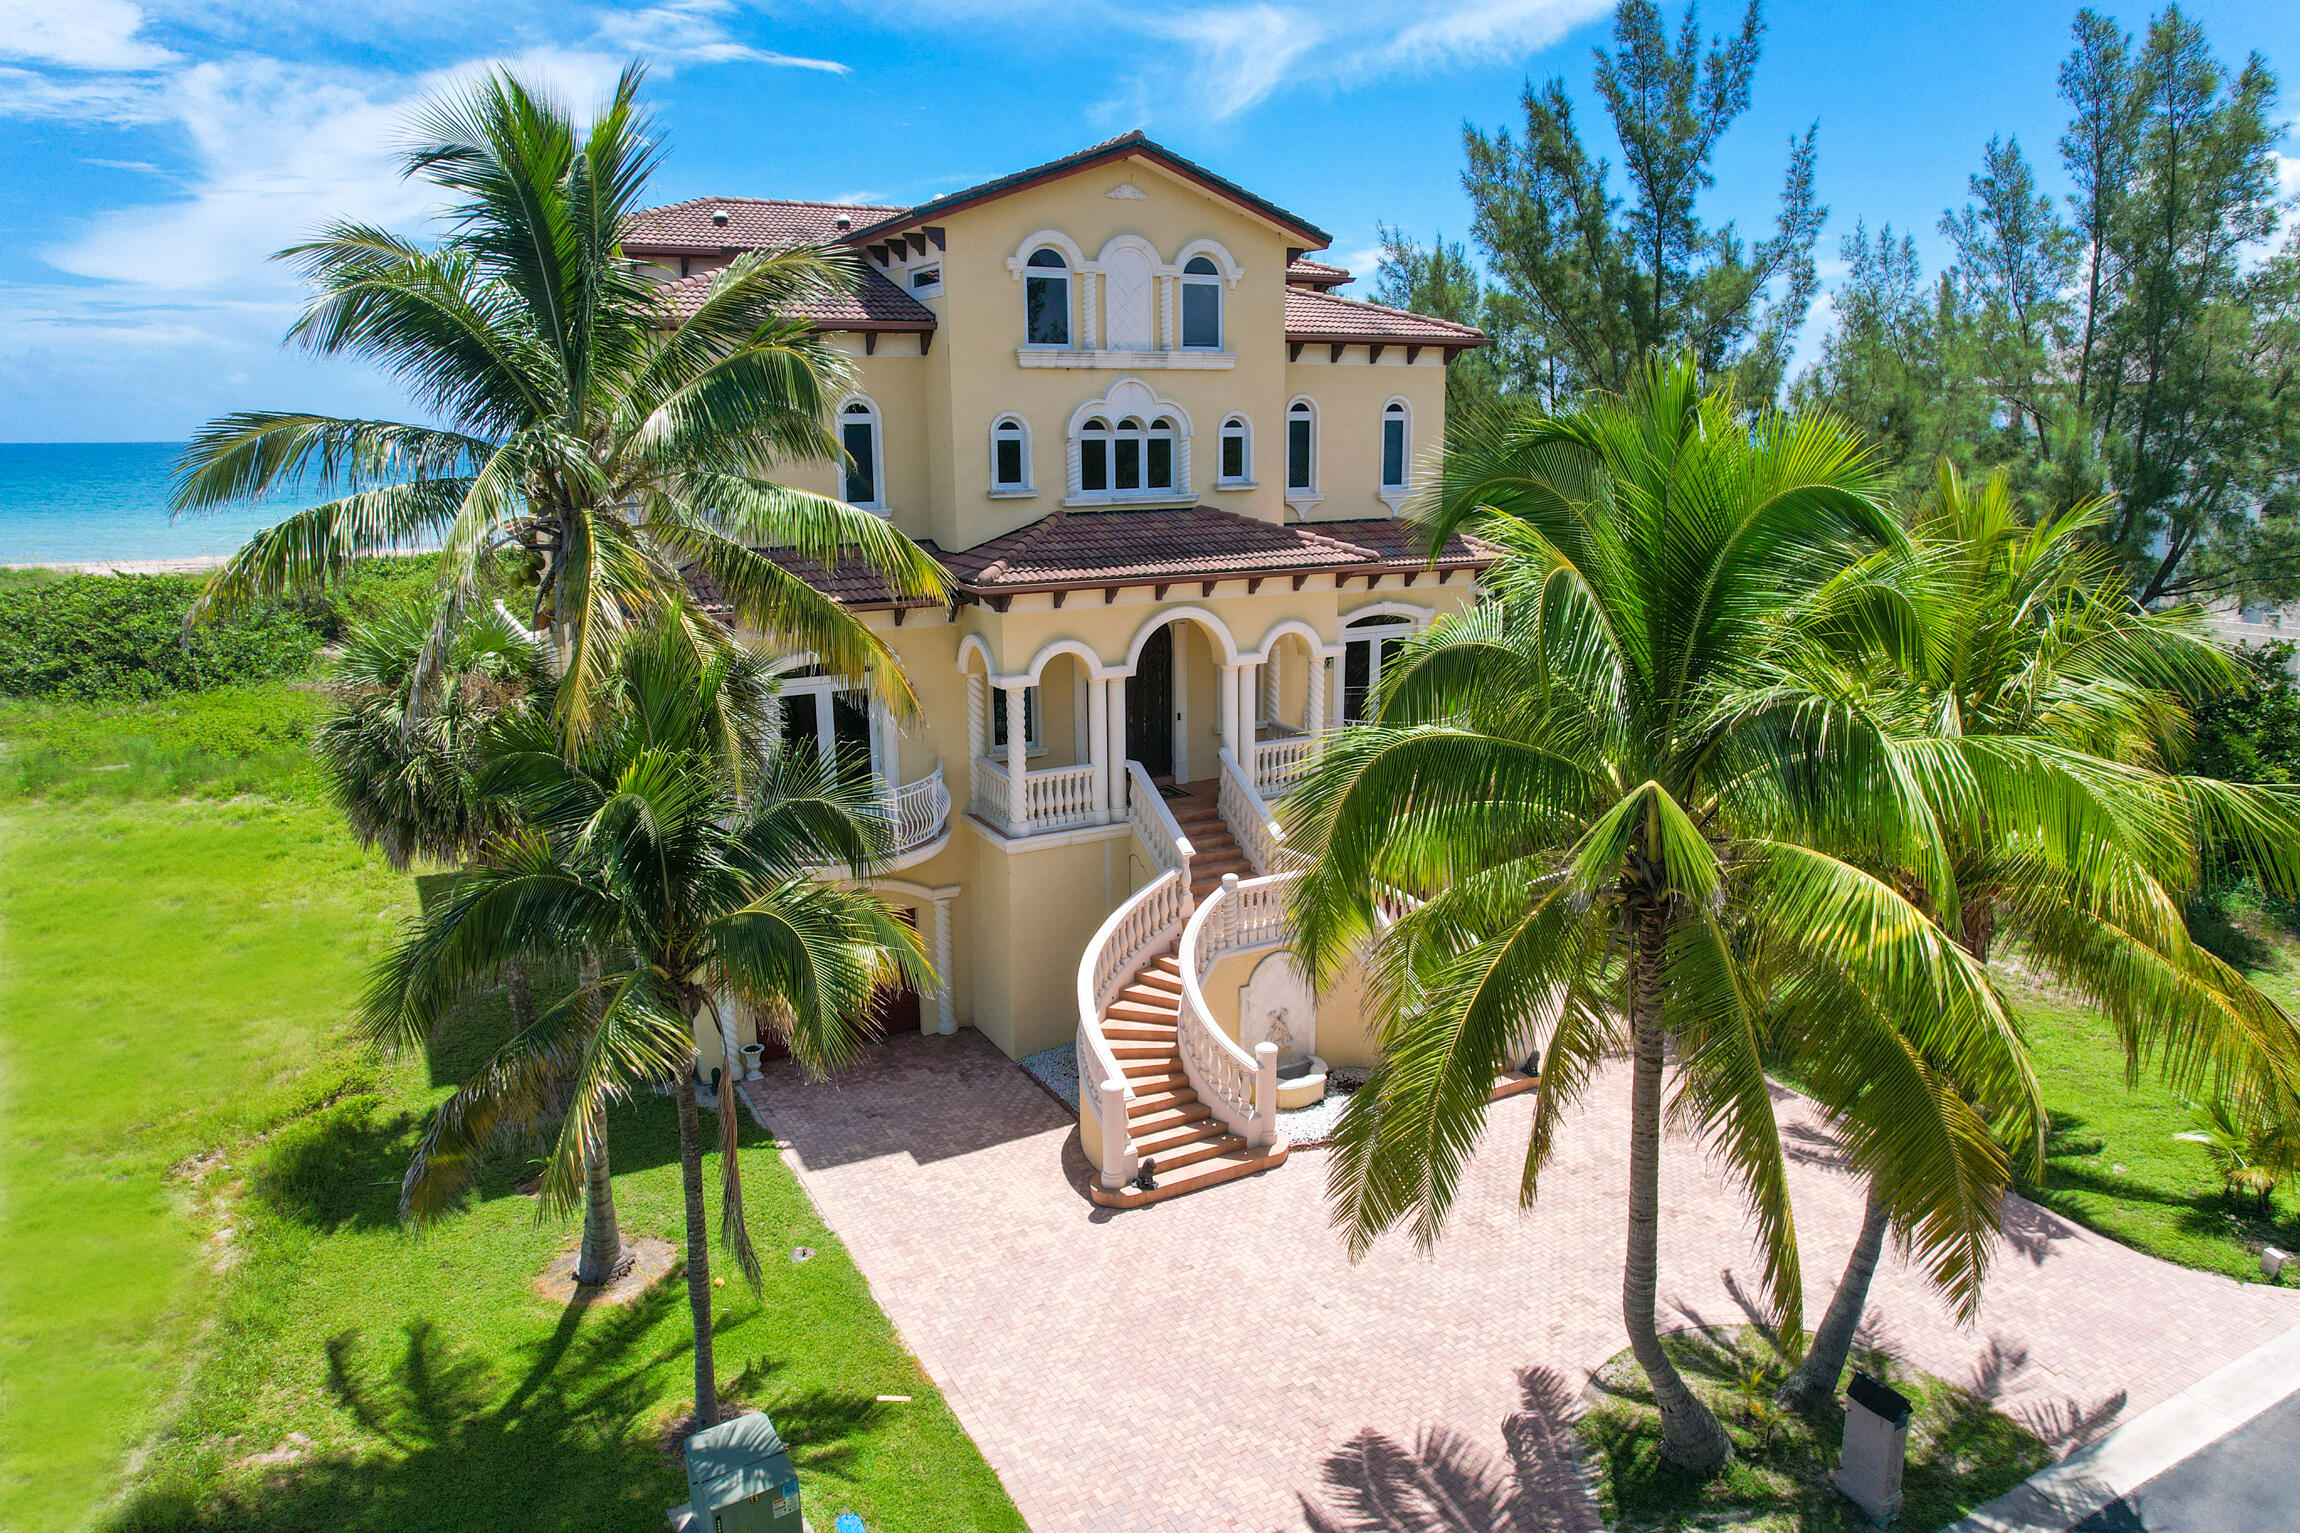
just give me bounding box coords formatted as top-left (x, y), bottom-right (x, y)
top-left (0, 442), bottom-right (330, 565)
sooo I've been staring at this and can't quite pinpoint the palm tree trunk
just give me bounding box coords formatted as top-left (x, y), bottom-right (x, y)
top-left (1777, 1181), bottom-right (1889, 1416)
top-left (1623, 903), bottom-right (1734, 1475)
top-left (674, 1067), bottom-right (719, 1434)
top-left (573, 1118), bottom-right (626, 1286)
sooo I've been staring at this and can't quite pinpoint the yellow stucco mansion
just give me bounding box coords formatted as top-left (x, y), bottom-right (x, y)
top-left (626, 132), bottom-right (1494, 1203)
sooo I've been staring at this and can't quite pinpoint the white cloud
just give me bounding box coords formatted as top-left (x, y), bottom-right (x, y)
top-left (0, 0), bottom-right (177, 70)
top-left (0, 63), bottom-right (166, 119)
top-left (594, 0), bottom-right (848, 72)
top-left (1101, 0), bottom-right (1615, 124)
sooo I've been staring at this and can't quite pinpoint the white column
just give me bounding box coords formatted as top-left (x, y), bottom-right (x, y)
top-left (1003, 681), bottom-right (1028, 832)
top-left (814, 686), bottom-right (835, 767)
top-left (1237, 660), bottom-right (1260, 761)
top-left (1219, 663), bottom-right (1241, 762)
top-left (1307, 653), bottom-right (1328, 734)
top-left (1107, 676), bottom-right (1129, 804)
top-left (932, 894), bottom-right (955, 1035)
top-left (1087, 671), bottom-right (1111, 822)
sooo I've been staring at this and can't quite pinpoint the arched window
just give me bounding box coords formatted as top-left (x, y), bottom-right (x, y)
top-left (1147, 417), bottom-right (1177, 491)
top-left (1218, 414), bottom-right (1251, 485)
top-left (1024, 248), bottom-right (1070, 347)
top-left (1078, 417), bottom-right (1111, 493)
top-left (1381, 399), bottom-right (1410, 492)
top-left (839, 396), bottom-right (883, 510)
top-left (1286, 399), bottom-right (1316, 494)
top-left (1181, 255), bottom-right (1222, 349)
top-left (1342, 613), bottom-right (1413, 723)
top-left (991, 415), bottom-right (1031, 492)
top-left (1113, 417), bottom-right (1145, 491)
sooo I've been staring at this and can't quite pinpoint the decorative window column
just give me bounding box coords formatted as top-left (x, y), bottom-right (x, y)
top-left (1306, 652), bottom-right (1329, 735)
top-left (1002, 682), bottom-right (1029, 829)
top-left (966, 671), bottom-right (988, 760)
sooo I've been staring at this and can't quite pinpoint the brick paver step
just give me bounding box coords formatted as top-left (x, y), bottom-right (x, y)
top-left (1121, 1069), bottom-right (1190, 1093)
top-left (1128, 1101), bottom-right (1212, 1135)
top-left (1118, 981), bottom-right (1182, 1007)
top-left (1135, 1132), bottom-right (1246, 1173)
top-left (1109, 1042), bottom-right (1176, 1060)
top-left (1128, 969), bottom-right (1183, 995)
top-left (1125, 1086), bottom-right (1199, 1118)
top-left (1130, 1119), bottom-right (1227, 1156)
top-left (1106, 998), bottom-right (1180, 1024)
top-left (1104, 1020), bottom-right (1179, 1041)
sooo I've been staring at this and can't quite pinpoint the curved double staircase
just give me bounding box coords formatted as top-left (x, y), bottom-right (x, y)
top-left (1078, 767), bottom-right (1296, 1208)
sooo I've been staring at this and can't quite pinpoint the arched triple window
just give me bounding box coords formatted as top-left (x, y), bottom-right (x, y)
top-left (1381, 399), bottom-right (1410, 497)
top-left (991, 415), bottom-right (1031, 493)
top-left (1181, 255), bottom-right (1222, 349)
top-left (839, 396), bottom-right (883, 510)
top-left (1217, 414), bottom-right (1252, 485)
top-left (1286, 398), bottom-right (1317, 497)
top-left (1074, 414), bottom-right (1179, 500)
top-left (1024, 248), bottom-right (1070, 347)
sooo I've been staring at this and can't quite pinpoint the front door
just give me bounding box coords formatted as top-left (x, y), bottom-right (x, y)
top-left (1126, 624), bottom-right (1174, 778)
top-left (866, 907), bottom-right (921, 1038)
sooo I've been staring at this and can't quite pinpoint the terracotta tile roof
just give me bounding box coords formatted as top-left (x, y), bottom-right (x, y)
top-left (622, 196), bottom-right (905, 253)
top-left (654, 264), bottom-right (936, 330)
top-left (686, 507), bottom-right (1492, 614)
top-left (1284, 287), bottom-right (1486, 348)
top-left (1285, 258), bottom-right (1353, 289)
top-left (929, 506), bottom-right (1495, 594)
top-left (843, 130), bottom-right (1332, 249)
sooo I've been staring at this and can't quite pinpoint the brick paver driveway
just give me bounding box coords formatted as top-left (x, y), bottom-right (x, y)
top-left (744, 1032), bottom-right (2300, 1532)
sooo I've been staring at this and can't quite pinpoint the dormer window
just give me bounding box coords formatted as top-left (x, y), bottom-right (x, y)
top-left (1024, 248), bottom-right (1070, 346)
top-left (911, 265), bottom-right (942, 294)
top-left (1181, 255), bottom-right (1222, 349)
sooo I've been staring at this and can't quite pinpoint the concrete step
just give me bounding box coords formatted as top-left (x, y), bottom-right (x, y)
top-left (1121, 1068), bottom-right (1190, 1092)
top-left (1111, 1041), bottom-right (1177, 1060)
top-left (1128, 1101), bottom-right (1212, 1136)
top-left (1106, 998), bottom-right (1180, 1025)
top-left (1139, 1132), bottom-right (1245, 1173)
top-left (1119, 980), bottom-right (1181, 1007)
top-left (1129, 969), bottom-right (1183, 996)
top-left (1133, 1119), bottom-right (1228, 1157)
top-left (1104, 1020), bottom-right (1179, 1041)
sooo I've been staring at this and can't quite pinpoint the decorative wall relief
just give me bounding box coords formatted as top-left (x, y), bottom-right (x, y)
top-left (1239, 951), bottom-right (1314, 1066)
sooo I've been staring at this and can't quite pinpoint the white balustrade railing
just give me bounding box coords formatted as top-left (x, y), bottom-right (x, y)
top-left (1125, 759), bottom-right (1196, 884)
top-left (970, 756), bottom-right (1102, 838)
top-left (1075, 866), bottom-right (1193, 1189)
top-left (1253, 732), bottom-right (1322, 798)
top-left (1217, 748), bottom-right (1307, 876)
top-left (881, 762), bottom-right (949, 857)
top-left (1175, 869), bottom-right (1303, 1150)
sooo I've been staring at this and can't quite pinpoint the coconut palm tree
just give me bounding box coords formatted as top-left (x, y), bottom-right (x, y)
top-left (365, 626), bottom-right (928, 1429)
top-left (1284, 357), bottom-right (2038, 1474)
top-left (1770, 461), bottom-right (2300, 1412)
top-left (172, 61), bottom-right (945, 740)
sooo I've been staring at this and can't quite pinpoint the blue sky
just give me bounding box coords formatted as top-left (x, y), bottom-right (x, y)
top-left (1, 0), bottom-right (2293, 442)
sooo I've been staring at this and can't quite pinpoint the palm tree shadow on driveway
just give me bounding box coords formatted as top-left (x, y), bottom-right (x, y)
top-left (1299, 1366), bottom-right (1604, 1533)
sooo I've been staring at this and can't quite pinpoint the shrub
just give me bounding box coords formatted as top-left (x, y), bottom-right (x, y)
top-left (0, 575), bottom-right (319, 700)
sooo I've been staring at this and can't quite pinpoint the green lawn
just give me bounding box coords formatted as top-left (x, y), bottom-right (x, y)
top-left (2008, 942), bottom-right (2300, 1284)
top-left (0, 694), bottom-right (1022, 1532)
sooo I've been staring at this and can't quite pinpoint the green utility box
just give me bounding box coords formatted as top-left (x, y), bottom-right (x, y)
top-left (682, 1411), bottom-right (804, 1533)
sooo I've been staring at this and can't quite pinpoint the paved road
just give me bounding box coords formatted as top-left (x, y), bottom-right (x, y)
top-left (2072, 1390), bottom-right (2300, 1532)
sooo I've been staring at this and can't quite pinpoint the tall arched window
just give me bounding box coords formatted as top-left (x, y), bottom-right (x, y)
top-left (1342, 613), bottom-right (1413, 723)
top-left (1381, 399), bottom-right (1410, 493)
top-left (991, 415), bottom-right (1031, 492)
top-left (1024, 248), bottom-right (1070, 347)
top-left (1218, 414), bottom-right (1251, 485)
top-left (1147, 417), bottom-right (1177, 491)
top-left (839, 396), bottom-right (883, 510)
top-left (1181, 255), bottom-right (1222, 349)
top-left (1286, 399), bottom-right (1317, 494)
top-left (1078, 417), bottom-right (1111, 493)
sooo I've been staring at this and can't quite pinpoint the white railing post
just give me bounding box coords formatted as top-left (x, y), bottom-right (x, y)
top-left (1253, 1041), bottom-right (1279, 1146)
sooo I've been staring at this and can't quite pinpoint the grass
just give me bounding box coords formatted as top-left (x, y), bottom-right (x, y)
top-left (0, 682), bottom-right (325, 802)
top-left (2003, 922), bottom-right (2300, 1285)
top-left (1578, 1327), bottom-right (2051, 1532)
top-left (0, 704), bottom-right (1023, 1531)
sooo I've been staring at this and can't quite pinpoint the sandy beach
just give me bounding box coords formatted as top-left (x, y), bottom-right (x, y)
top-left (2, 556), bottom-right (236, 576)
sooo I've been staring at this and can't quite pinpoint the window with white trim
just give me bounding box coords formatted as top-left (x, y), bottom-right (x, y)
top-left (1341, 614), bottom-right (1411, 724)
top-left (1287, 399), bottom-right (1316, 493)
top-left (1074, 415), bottom-right (1178, 500)
top-left (1381, 400), bottom-right (1409, 491)
top-left (1218, 415), bottom-right (1251, 484)
top-left (910, 264), bottom-right (942, 294)
top-left (839, 397), bottom-right (883, 509)
top-left (1181, 255), bottom-right (1221, 349)
top-left (1024, 248), bottom-right (1070, 346)
top-left (991, 415), bottom-right (1031, 492)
